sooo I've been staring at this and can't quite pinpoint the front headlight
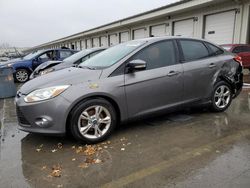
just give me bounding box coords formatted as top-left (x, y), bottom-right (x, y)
top-left (40, 68), bottom-right (54, 75)
top-left (24, 85), bottom-right (70, 103)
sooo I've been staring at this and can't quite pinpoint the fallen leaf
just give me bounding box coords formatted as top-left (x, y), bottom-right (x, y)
top-left (120, 137), bottom-right (127, 142)
top-left (50, 164), bottom-right (62, 177)
top-left (36, 148), bottom-right (41, 152)
top-left (57, 143), bottom-right (63, 149)
top-left (97, 147), bottom-right (102, 151)
top-left (84, 145), bottom-right (97, 156)
top-left (85, 156), bottom-right (95, 164)
top-left (94, 159), bottom-right (102, 164)
top-left (41, 166), bottom-right (47, 170)
top-left (76, 146), bottom-right (84, 154)
top-left (78, 163), bottom-right (88, 169)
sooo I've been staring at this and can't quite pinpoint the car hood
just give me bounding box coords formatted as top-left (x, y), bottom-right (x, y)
top-left (20, 67), bottom-right (103, 94)
top-left (34, 60), bottom-right (62, 73)
top-left (53, 62), bottom-right (73, 71)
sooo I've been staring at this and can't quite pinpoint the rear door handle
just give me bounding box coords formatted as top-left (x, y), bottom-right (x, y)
top-left (167, 71), bottom-right (180, 77)
top-left (209, 63), bottom-right (216, 68)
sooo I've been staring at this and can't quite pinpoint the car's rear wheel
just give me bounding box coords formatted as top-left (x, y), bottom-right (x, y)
top-left (14, 69), bottom-right (30, 83)
top-left (211, 81), bottom-right (232, 112)
top-left (70, 98), bottom-right (117, 144)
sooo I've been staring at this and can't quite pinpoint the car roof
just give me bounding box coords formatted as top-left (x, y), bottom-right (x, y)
top-left (132, 36), bottom-right (217, 44)
top-left (220, 44), bottom-right (250, 47)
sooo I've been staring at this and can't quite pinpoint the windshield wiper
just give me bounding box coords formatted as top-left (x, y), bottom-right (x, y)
top-left (78, 65), bottom-right (96, 70)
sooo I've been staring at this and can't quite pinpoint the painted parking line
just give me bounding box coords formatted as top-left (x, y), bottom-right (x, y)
top-left (243, 83), bottom-right (250, 89)
top-left (102, 129), bottom-right (250, 188)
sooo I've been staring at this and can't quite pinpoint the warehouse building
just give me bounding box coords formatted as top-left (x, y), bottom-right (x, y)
top-left (25, 0), bottom-right (250, 53)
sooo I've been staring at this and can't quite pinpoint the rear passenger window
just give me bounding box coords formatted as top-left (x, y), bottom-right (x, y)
top-left (232, 46), bottom-right (250, 53)
top-left (130, 40), bottom-right (176, 70)
top-left (179, 40), bottom-right (209, 61)
top-left (59, 51), bottom-right (72, 59)
top-left (205, 43), bottom-right (224, 56)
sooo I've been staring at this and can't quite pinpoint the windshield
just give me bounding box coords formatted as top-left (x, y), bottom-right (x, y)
top-left (62, 49), bottom-right (93, 65)
top-left (23, 50), bottom-right (44, 60)
top-left (79, 41), bottom-right (146, 69)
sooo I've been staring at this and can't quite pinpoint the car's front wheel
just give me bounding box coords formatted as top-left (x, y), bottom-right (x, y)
top-left (14, 69), bottom-right (30, 83)
top-left (211, 81), bottom-right (232, 112)
top-left (70, 98), bottom-right (117, 144)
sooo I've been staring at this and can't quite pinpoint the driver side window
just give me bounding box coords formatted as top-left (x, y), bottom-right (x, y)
top-left (129, 40), bottom-right (177, 70)
top-left (37, 51), bottom-right (54, 62)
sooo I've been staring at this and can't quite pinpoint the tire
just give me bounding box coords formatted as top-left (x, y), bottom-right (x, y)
top-left (14, 69), bottom-right (30, 83)
top-left (69, 98), bottom-right (117, 144)
top-left (210, 81), bottom-right (232, 112)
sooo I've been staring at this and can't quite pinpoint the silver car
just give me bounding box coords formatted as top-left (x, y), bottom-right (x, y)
top-left (15, 37), bottom-right (243, 143)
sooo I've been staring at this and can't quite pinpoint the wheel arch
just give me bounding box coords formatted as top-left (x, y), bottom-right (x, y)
top-left (65, 94), bottom-right (122, 134)
top-left (15, 67), bottom-right (32, 73)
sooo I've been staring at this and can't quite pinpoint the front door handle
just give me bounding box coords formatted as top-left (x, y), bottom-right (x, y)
top-left (209, 63), bottom-right (216, 68)
top-left (167, 71), bottom-right (180, 77)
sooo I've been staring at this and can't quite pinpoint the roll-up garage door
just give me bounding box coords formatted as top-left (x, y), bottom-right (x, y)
top-left (120, 31), bottom-right (129, 43)
top-left (174, 19), bottom-right (194, 37)
top-left (204, 11), bottom-right (236, 44)
top-left (92, 38), bottom-right (100, 47)
top-left (100, 36), bottom-right (108, 47)
top-left (81, 40), bottom-right (85, 49)
top-left (86, 39), bottom-right (91, 49)
top-left (151, 24), bottom-right (166, 37)
top-left (109, 34), bottom-right (118, 46)
top-left (133, 28), bottom-right (146, 39)
top-left (76, 41), bottom-right (81, 50)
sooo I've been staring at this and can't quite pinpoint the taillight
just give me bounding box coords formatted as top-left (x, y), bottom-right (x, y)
top-left (234, 55), bottom-right (243, 66)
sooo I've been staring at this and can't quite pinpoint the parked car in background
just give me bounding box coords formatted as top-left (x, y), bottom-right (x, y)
top-left (221, 44), bottom-right (250, 70)
top-left (0, 48), bottom-right (77, 82)
top-left (16, 37), bottom-right (243, 143)
top-left (30, 47), bottom-right (106, 79)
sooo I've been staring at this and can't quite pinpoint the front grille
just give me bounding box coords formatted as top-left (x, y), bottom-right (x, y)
top-left (16, 106), bottom-right (30, 125)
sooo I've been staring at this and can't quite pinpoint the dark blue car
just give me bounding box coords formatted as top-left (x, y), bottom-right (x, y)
top-left (0, 48), bottom-right (77, 82)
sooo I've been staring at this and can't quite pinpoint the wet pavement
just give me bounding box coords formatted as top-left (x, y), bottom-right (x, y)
top-left (0, 76), bottom-right (250, 188)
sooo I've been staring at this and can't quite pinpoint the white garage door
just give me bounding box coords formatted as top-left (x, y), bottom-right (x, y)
top-left (86, 39), bottom-right (91, 49)
top-left (204, 11), bottom-right (236, 44)
top-left (174, 19), bottom-right (194, 37)
top-left (100, 36), bottom-right (108, 47)
top-left (76, 41), bottom-right (81, 50)
top-left (151, 24), bottom-right (166, 37)
top-left (109, 34), bottom-right (118, 46)
top-left (120, 31), bottom-right (129, 43)
top-left (81, 40), bottom-right (85, 49)
top-left (133, 28), bottom-right (146, 39)
top-left (92, 38), bottom-right (100, 47)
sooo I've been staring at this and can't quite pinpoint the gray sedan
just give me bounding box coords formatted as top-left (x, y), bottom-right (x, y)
top-left (15, 37), bottom-right (243, 143)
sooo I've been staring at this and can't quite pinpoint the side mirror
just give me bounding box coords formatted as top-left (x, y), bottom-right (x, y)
top-left (127, 59), bottom-right (146, 72)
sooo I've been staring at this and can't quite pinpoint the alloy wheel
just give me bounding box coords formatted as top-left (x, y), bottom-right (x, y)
top-left (214, 85), bottom-right (231, 109)
top-left (77, 105), bottom-right (112, 139)
top-left (16, 70), bottom-right (29, 82)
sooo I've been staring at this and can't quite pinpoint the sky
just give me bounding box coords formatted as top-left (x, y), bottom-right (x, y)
top-left (0, 0), bottom-right (178, 47)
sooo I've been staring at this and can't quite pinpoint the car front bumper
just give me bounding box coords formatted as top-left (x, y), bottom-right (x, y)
top-left (15, 94), bottom-right (71, 135)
